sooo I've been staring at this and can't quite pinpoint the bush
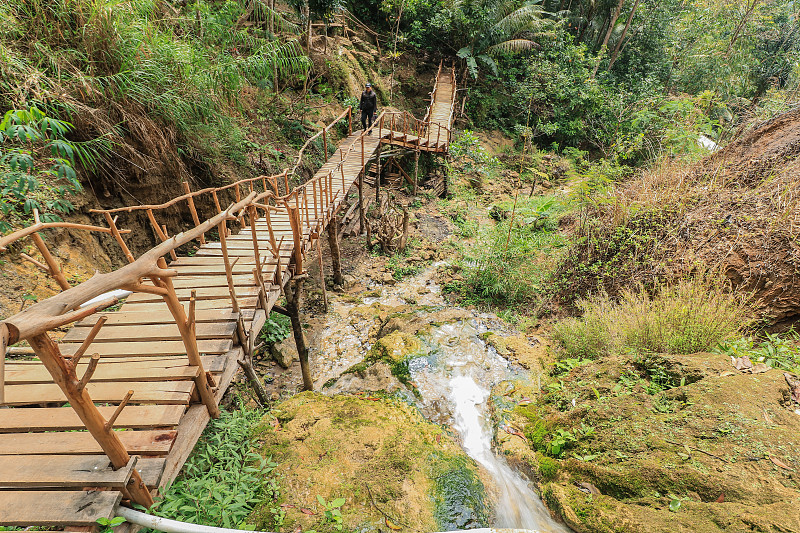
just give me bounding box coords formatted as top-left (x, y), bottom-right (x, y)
top-left (553, 277), bottom-right (751, 358)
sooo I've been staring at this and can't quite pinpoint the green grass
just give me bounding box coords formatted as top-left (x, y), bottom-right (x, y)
top-left (454, 194), bottom-right (568, 310)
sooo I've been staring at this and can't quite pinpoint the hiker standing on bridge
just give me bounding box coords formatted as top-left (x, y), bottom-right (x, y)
top-left (360, 82), bottom-right (377, 134)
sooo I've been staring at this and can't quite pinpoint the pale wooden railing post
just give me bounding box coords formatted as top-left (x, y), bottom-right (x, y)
top-left (30, 233), bottom-right (70, 291)
top-left (154, 257), bottom-right (220, 419)
top-left (103, 213), bottom-right (135, 263)
top-left (182, 181), bottom-right (206, 244)
top-left (0, 323), bottom-right (7, 404)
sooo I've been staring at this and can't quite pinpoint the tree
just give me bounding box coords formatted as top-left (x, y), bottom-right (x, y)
top-left (454, 0), bottom-right (555, 78)
top-left (0, 108), bottom-right (110, 233)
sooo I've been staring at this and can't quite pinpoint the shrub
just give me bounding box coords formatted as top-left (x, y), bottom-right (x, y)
top-left (553, 277), bottom-right (751, 358)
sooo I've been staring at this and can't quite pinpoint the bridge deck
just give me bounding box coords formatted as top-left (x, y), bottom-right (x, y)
top-left (0, 67), bottom-right (456, 527)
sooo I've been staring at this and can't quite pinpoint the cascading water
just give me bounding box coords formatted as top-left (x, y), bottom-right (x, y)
top-left (313, 266), bottom-right (570, 532)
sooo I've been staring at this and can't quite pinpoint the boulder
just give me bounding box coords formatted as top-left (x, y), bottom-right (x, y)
top-left (270, 336), bottom-right (297, 369)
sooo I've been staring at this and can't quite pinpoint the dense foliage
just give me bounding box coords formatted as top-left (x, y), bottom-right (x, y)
top-left (363, 0), bottom-right (800, 159)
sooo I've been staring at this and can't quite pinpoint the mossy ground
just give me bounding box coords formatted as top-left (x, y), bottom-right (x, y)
top-left (249, 392), bottom-right (488, 533)
top-left (493, 352), bottom-right (800, 532)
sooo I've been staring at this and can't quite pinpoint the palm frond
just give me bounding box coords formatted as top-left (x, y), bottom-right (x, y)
top-left (491, 3), bottom-right (548, 38)
top-left (487, 38), bottom-right (539, 55)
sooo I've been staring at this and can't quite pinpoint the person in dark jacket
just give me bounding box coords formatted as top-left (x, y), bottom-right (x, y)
top-left (359, 82), bottom-right (377, 134)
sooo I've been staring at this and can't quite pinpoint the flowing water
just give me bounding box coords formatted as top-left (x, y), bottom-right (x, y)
top-left (312, 266), bottom-right (570, 532)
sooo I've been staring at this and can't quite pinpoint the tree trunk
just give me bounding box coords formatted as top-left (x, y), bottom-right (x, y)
top-left (286, 278), bottom-right (313, 391)
top-left (326, 218), bottom-right (344, 286)
top-left (608, 0), bottom-right (640, 70)
top-left (726, 0), bottom-right (761, 57)
top-left (592, 0), bottom-right (625, 79)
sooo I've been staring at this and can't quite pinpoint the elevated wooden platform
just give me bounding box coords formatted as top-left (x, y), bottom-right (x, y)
top-left (0, 67), bottom-right (457, 528)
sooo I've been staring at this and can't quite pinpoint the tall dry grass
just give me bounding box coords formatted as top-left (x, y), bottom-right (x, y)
top-left (553, 276), bottom-right (752, 358)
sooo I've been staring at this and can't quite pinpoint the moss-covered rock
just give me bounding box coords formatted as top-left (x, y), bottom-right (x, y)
top-left (250, 393), bottom-right (488, 533)
top-left (367, 330), bottom-right (422, 364)
top-left (494, 352), bottom-right (800, 532)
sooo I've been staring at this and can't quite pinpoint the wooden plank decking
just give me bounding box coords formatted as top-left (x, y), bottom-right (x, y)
top-left (0, 68), bottom-right (456, 527)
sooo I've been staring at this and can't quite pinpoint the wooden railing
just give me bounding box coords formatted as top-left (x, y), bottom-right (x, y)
top-left (0, 68), bottom-right (457, 512)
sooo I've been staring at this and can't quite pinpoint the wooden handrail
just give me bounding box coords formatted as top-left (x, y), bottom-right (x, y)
top-left (0, 221), bottom-right (131, 252)
top-left (2, 192), bottom-right (258, 344)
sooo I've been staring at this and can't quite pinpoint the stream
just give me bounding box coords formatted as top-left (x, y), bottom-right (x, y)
top-left (310, 265), bottom-right (570, 532)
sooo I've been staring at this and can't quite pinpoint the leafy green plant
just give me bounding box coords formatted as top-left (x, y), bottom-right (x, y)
top-left (151, 404), bottom-right (281, 528)
top-left (0, 107), bottom-right (110, 232)
top-left (259, 311), bottom-right (291, 345)
top-left (714, 331), bottom-right (800, 373)
top-left (317, 495), bottom-right (346, 531)
top-left (96, 517), bottom-right (126, 533)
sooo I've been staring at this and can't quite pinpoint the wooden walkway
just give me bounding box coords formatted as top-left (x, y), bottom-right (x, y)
top-left (0, 66), bottom-right (456, 528)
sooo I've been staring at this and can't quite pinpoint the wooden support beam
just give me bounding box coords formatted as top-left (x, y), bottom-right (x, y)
top-left (315, 236), bottom-right (328, 312)
top-left (155, 257), bottom-right (220, 419)
top-left (26, 333), bottom-right (153, 508)
top-left (285, 278), bottom-right (313, 391)
top-left (326, 217), bottom-right (343, 286)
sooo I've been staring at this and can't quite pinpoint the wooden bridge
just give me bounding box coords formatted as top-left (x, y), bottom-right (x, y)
top-left (0, 66), bottom-right (456, 528)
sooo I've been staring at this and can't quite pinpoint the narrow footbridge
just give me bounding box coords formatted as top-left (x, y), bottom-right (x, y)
top-left (0, 65), bottom-right (456, 527)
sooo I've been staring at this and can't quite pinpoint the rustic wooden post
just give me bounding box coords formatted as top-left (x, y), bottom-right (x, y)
top-left (146, 209), bottom-right (177, 261)
top-left (248, 206), bottom-right (264, 276)
top-left (326, 217), bottom-right (343, 286)
top-left (155, 257), bottom-right (220, 418)
top-left (323, 127), bottom-right (328, 157)
top-left (103, 213), bottom-right (135, 263)
top-left (286, 203), bottom-right (304, 274)
top-left (0, 323), bottom-right (7, 404)
top-left (315, 235), bottom-right (328, 312)
top-left (375, 140), bottom-right (382, 203)
top-left (285, 278), bottom-right (313, 391)
top-left (348, 107), bottom-right (352, 135)
top-left (27, 333), bottom-right (154, 507)
top-left (414, 150), bottom-right (420, 196)
top-left (182, 181), bottom-right (206, 244)
top-left (30, 233), bottom-right (70, 291)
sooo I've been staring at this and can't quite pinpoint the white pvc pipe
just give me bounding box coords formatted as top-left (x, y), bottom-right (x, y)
top-left (116, 506), bottom-right (276, 533)
top-left (116, 507), bottom-right (542, 533)
top-left (79, 289), bottom-right (132, 308)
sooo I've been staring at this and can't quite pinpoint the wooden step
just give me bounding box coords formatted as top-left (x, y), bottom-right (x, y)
top-left (0, 405), bottom-right (186, 432)
top-left (0, 490), bottom-right (122, 526)
top-left (76, 308), bottom-right (247, 327)
top-left (3, 380), bottom-right (194, 405)
top-left (59, 339), bottom-right (233, 357)
top-left (62, 322), bottom-right (236, 343)
top-left (4, 359), bottom-right (199, 384)
top-left (0, 454), bottom-right (138, 489)
top-left (0, 429), bottom-right (177, 456)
